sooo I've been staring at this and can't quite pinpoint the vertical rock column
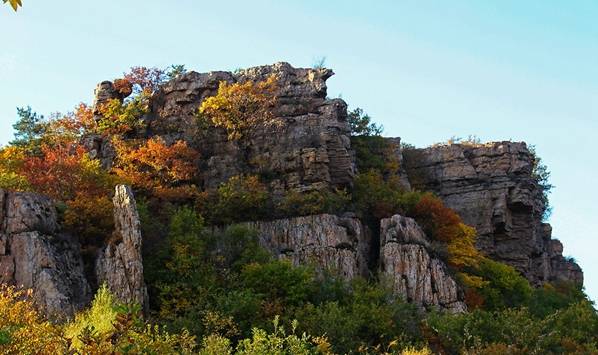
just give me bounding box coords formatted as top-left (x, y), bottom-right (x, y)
top-left (96, 185), bottom-right (148, 312)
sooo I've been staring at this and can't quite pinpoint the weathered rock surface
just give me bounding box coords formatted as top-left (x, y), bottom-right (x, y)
top-left (244, 214), bottom-right (369, 279)
top-left (403, 142), bottom-right (583, 285)
top-left (0, 190), bottom-right (91, 319)
top-left (90, 62), bottom-right (355, 194)
top-left (96, 185), bottom-right (148, 312)
top-left (380, 214), bottom-right (466, 312)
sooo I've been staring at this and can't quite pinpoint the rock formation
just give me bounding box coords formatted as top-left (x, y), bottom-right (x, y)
top-left (0, 63), bottom-right (584, 319)
top-left (245, 214), bottom-right (369, 280)
top-left (403, 142), bottom-right (583, 285)
top-left (0, 190), bottom-right (91, 319)
top-left (90, 62), bottom-right (355, 194)
top-left (380, 214), bottom-right (466, 313)
top-left (96, 185), bottom-right (148, 312)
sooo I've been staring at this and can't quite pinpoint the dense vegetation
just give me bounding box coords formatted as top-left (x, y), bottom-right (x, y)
top-left (0, 66), bottom-right (596, 354)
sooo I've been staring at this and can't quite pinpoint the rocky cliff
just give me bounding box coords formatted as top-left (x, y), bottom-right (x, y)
top-left (380, 214), bottom-right (466, 312)
top-left (0, 190), bottom-right (91, 319)
top-left (1, 63), bottom-right (584, 318)
top-left (403, 142), bottom-right (583, 286)
top-left (89, 62), bottom-right (355, 194)
top-left (244, 214), bottom-right (370, 280)
top-left (0, 185), bottom-right (149, 318)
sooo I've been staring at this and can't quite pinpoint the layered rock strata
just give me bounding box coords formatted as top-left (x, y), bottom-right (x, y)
top-left (0, 190), bottom-right (91, 318)
top-left (380, 214), bottom-right (466, 312)
top-left (403, 142), bottom-right (582, 285)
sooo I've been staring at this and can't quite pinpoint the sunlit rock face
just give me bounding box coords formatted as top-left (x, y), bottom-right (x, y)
top-left (243, 213), bottom-right (370, 280)
top-left (96, 185), bottom-right (148, 313)
top-left (0, 189), bottom-right (91, 319)
top-left (90, 62), bottom-right (356, 195)
top-left (379, 214), bottom-right (467, 313)
top-left (403, 142), bottom-right (583, 286)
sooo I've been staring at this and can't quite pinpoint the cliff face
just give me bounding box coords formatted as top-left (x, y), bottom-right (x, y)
top-left (89, 62), bottom-right (355, 194)
top-left (403, 142), bottom-right (583, 286)
top-left (244, 214), bottom-right (370, 280)
top-left (0, 190), bottom-right (91, 319)
top-left (380, 215), bottom-right (466, 312)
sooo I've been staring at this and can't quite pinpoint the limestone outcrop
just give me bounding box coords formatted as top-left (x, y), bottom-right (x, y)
top-left (0, 190), bottom-right (91, 319)
top-left (244, 214), bottom-right (369, 280)
top-left (96, 185), bottom-right (148, 312)
top-left (380, 214), bottom-right (466, 312)
top-left (403, 142), bottom-right (583, 285)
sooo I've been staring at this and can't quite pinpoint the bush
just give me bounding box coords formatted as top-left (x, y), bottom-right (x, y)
top-left (206, 225), bottom-right (271, 274)
top-left (0, 286), bottom-right (66, 354)
top-left (112, 136), bottom-right (199, 200)
top-left (473, 258), bottom-right (533, 311)
top-left (427, 301), bottom-right (598, 354)
top-left (198, 76), bottom-right (279, 140)
top-left (352, 135), bottom-right (399, 176)
top-left (241, 260), bottom-right (316, 308)
top-left (96, 96), bottom-right (147, 135)
top-left (527, 281), bottom-right (588, 318)
top-left (63, 192), bottom-right (114, 246)
top-left (276, 188), bottom-right (350, 218)
top-left (235, 317), bottom-right (332, 355)
top-left (198, 175), bottom-right (269, 225)
top-left (294, 278), bottom-right (423, 354)
top-left (65, 284), bottom-right (197, 353)
top-left (352, 170), bottom-right (406, 222)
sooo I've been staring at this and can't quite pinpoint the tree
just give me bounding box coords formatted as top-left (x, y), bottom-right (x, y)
top-left (11, 107), bottom-right (46, 153)
top-left (112, 137), bottom-right (199, 200)
top-left (3, 0), bottom-right (22, 11)
top-left (198, 76), bottom-right (279, 140)
top-left (347, 107), bottom-right (383, 136)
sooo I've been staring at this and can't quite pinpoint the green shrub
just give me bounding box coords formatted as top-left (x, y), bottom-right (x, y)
top-left (241, 260), bottom-right (316, 308)
top-left (527, 281), bottom-right (587, 318)
top-left (294, 278), bottom-right (423, 354)
top-left (347, 107), bottom-right (383, 137)
top-left (198, 175), bottom-right (270, 225)
top-left (474, 258), bottom-right (533, 311)
top-left (235, 317), bottom-right (332, 355)
top-left (352, 135), bottom-right (399, 175)
top-left (207, 225), bottom-right (271, 273)
top-left (276, 188), bottom-right (350, 218)
top-left (427, 301), bottom-right (598, 354)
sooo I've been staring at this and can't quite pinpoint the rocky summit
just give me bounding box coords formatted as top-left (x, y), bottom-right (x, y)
top-left (1, 63), bottom-right (583, 318)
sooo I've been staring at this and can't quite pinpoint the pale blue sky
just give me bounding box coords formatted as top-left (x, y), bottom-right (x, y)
top-left (1, 0), bottom-right (596, 301)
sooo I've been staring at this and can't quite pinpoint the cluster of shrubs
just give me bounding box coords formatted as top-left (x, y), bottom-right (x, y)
top-left (3, 206), bottom-right (594, 354)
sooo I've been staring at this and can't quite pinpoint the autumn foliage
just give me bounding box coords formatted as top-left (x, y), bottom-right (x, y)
top-left (112, 137), bottom-right (199, 200)
top-left (198, 76), bottom-right (279, 140)
top-left (20, 144), bottom-right (114, 201)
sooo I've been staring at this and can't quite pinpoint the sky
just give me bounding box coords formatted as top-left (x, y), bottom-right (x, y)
top-left (1, 0), bottom-right (597, 301)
